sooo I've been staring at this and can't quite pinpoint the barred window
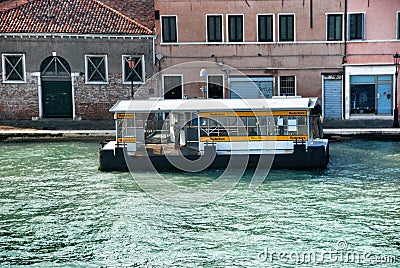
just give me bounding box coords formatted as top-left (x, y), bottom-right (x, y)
top-left (2, 54), bottom-right (25, 82)
top-left (85, 55), bottom-right (108, 83)
top-left (279, 76), bottom-right (296, 96)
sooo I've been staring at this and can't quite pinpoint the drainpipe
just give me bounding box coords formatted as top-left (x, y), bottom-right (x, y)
top-left (152, 36), bottom-right (156, 69)
top-left (342, 0), bottom-right (348, 119)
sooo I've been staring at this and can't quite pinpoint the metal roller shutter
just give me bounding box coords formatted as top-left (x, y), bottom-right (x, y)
top-left (229, 77), bottom-right (273, 99)
top-left (323, 77), bottom-right (342, 119)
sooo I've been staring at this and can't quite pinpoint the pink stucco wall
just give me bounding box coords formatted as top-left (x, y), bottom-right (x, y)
top-left (346, 0), bottom-right (400, 65)
top-left (154, 0), bottom-right (345, 99)
top-left (346, 0), bottom-right (400, 118)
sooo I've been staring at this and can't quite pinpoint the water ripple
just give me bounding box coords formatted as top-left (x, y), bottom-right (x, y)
top-left (0, 140), bottom-right (399, 267)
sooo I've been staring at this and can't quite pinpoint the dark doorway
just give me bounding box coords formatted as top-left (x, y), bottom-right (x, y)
top-left (207, 75), bottom-right (224, 99)
top-left (40, 56), bottom-right (72, 118)
top-left (163, 75), bottom-right (182, 99)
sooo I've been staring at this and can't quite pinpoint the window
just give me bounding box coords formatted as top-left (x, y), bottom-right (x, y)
top-left (279, 76), bottom-right (296, 96)
top-left (228, 15), bottom-right (243, 42)
top-left (161, 16), bottom-right (177, 43)
top-left (397, 12), bottom-right (400, 40)
top-left (207, 15), bottom-right (223, 42)
top-left (123, 55), bottom-right (145, 84)
top-left (2, 54), bottom-right (25, 83)
top-left (41, 56), bottom-right (70, 78)
top-left (207, 75), bottom-right (224, 98)
top-left (258, 14), bottom-right (274, 42)
top-left (163, 75), bottom-right (183, 99)
top-left (327, 14), bottom-right (343, 41)
top-left (198, 114), bottom-right (307, 137)
top-left (279, 14), bottom-right (295, 42)
top-left (350, 75), bottom-right (393, 115)
top-left (85, 55), bottom-right (108, 83)
top-left (349, 13), bottom-right (364, 40)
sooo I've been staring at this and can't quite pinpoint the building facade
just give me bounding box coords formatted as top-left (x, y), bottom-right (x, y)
top-left (153, 0), bottom-right (346, 118)
top-left (153, 0), bottom-right (400, 120)
top-left (344, 0), bottom-right (400, 119)
top-left (0, 0), bottom-right (155, 120)
top-left (2, 0), bottom-right (399, 121)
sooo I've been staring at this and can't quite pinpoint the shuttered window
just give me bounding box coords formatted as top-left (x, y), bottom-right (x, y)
top-left (258, 15), bottom-right (273, 42)
top-left (85, 55), bottom-right (108, 83)
top-left (207, 15), bottom-right (222, 42)
top-left (123, 55), bottom-right (145, 84)
top-left (397, 12), bottom-right (400, 40)
top-left (279, 14), bottom-right (294, 42)
top-left (327, 14), bottom-right (343, 41)
top-left (162, 16), bottom-right (177, 43)
top-left (228, 15), bottom-right (243, 42)
top-left (2, 54), bottom-right (25, 83)
top-left (349, 13), bottom-right (364, 40)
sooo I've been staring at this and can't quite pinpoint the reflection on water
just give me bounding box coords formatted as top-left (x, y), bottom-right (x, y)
top-left (0, 140), bottom-right (399, 267)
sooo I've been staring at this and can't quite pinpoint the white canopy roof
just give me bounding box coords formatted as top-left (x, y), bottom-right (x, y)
top-left (110, 97), bottom-right (318, 113)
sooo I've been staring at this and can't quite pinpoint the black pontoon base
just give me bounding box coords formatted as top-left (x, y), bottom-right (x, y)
top-left (99, 144), bottom-right (329, 172)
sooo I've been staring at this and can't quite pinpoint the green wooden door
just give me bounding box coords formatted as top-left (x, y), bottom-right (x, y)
top-left (42, 81), bottom-right (72, 117)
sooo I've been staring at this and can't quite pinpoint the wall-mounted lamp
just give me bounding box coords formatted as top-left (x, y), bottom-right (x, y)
top-left (200, 68), bottom-right (208, 78)
top-left (200, 68), bottom-right (208, 98)
top-left (156, 53), bottom-right (163, 60)
top-left (127, 56), bottom-right (135, 99)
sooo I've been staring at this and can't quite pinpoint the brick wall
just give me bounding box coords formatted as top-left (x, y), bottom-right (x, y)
top-left (0, 73), bottom-right (140, 120)
top-left (1, 35), bottom-right (155, 120)
top-left (74, 74), bottom-right (130, 120)
top-left (0, 73), bottom-right (38, 120)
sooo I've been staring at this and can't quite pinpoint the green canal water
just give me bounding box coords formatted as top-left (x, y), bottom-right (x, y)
top-left (0, 140), bottom-right (399, 267)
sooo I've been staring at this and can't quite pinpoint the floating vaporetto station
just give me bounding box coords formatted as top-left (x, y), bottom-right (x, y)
top-left (99, 97), bottom-right (329, 171)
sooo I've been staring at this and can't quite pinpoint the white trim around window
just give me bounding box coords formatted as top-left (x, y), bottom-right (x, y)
top-left (85, 54), bottom-right (108, 84)
top-left (325, 12), bottom-right (344, 42)
top-left (2, 53), bottom-right (26, 83)
top-left (257, 13), bottom-right (275, 43)
top-left (206, 14), bottom-right (224, 43)
top-left (278, 75), bottom-right (297, 96)
top-left (207, 74), bottom-right (225, 98)
top-left (226, 14), bottom-right (245, 43)
top-left (278, 13), bottom-right (296, 42)
top-left (160, 15), bottom-right (178, 43)
top-left (162, 74), bottom-right (184, 98)
top-left (122, 55), bottom-right (145, 85)
top-left (347, 12), bottom-right (366, 41)
top-left (397, 11), bottom-right (400, 40)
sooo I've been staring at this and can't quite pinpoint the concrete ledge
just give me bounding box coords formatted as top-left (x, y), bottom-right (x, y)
top-left (0, 130), bottom-right (115, 141)
top-left (1, 128), bottom-right (399, 141)
top-left (324, 128), bottom-right (400, 140)
top-left (324, 128), bottom-right (400, 135)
